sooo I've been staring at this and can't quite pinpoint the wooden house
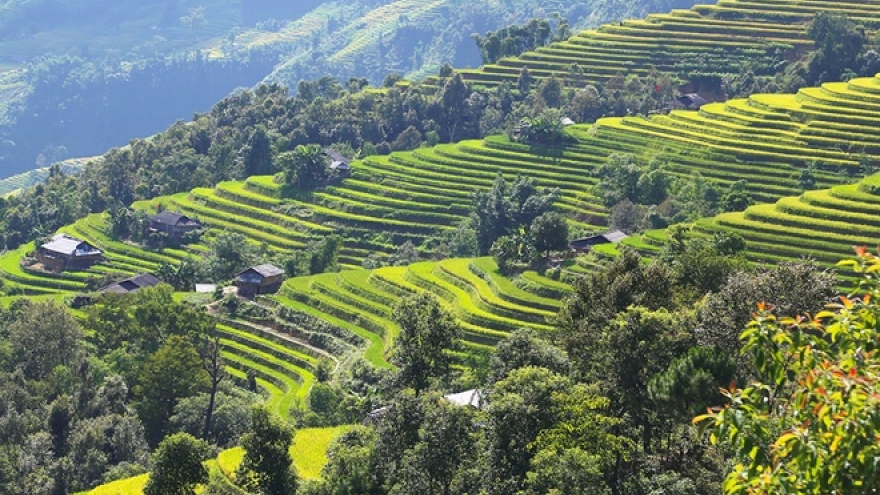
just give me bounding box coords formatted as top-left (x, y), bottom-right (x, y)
top-left (37, 234), bottom-right (103, 272)
top-left (149, 211), bottom-right (202, 240)
top-left (325, 149), bottom-right (352, 177)
top-left (235, 264), bottom-right (285, 297)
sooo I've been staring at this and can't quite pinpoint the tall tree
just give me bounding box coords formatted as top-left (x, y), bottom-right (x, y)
top-left (237, 406), bottom-right (298, 495)
top-left (530, 212), bottom-right (569, 259)
top-left (390, 293), bottom-right (461, 394)
top-left (243, 125), bottom-right (273, 177)
top-left (135, 335), bottom-right (210, 446)
top-left (696, 248), bottom-right (880, 494)
top-left (143, 433), bottom-right (210, 495)
top-left (8, 300), bottom-right (82, 380)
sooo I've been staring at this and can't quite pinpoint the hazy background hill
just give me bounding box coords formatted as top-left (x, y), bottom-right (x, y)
top-left (0, 0), bottom-right (698, 179)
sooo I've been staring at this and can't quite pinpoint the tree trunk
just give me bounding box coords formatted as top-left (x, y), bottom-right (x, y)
top-left (200, 333), bottom-right (224, 441)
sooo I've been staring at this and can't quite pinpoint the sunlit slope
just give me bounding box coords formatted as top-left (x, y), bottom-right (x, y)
top-left (6, 76), bottom-right (880, 295)
top-left (275, 257), bottom-right (567, 365)
top-left (693, 172), bottom-right (880, 268)
top-left (439, 0), bottom-right (880, 88)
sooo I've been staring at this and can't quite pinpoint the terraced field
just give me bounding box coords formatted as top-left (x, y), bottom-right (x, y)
top-left (4, 75), bottom-right (880, 297)
top-left (277, 257), bottom-right (567, 365)
top-left (439, 0), bottom-right (880, 89)
top-left (687, 173), bottom-right (880, 270)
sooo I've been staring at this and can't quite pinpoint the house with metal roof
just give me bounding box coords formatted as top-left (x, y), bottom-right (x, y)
top-left (569, 230), bottom-right (629, 252)
top-left (37, 234), bottom-right (103, 272)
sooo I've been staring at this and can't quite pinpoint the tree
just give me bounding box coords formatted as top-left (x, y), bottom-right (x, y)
top-left (390, 125), bottom-right (423, 151)
top-left (488, 328), bottom-right (570, 385)
top-left (516, 66), bottom-right (533, 94)
top-left (472, 174), bottom-right (512, 255)
top-left (243, 125), bottom-right (273, 177)
top-left (696, 248), bottom-right (880, 494)
top-left (530, 212), bottom-right (569, 259)
top-left (555, 247), bottom-right (677, 378)
top-left (390, 293), bottom-right (460, 393)
top-left (195, 329), bottom-right (225, 442)
top-left (205, 231), bottom-right (258, 282)
top-left (316, 426), bottom-right (381, 495)
top-left (135, 335), bottom-right (210, 446)
top-left (237, 406), bottom-right (297, 495)
top-left (484, 366), bottom-right (570, 495)
top-left (696, 259), bottom-right (835, 364)
top-left (8, 300), bottom-right (82, 380)
top-left (391, 399), bottom-right (477, 495)
top-left (471, 174), bottom-right (558, 256)
top-left (279, 144), bottom-right (328, 190)
top-left (807, 13), bottom-right (866, 84)
top-left (143, 433), bottom-right (210, 495)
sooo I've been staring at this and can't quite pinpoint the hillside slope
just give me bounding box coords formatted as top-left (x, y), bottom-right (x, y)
top-left (3, 74), bottom-right (880, 294)
top-left (1, 75), bottom-right (879, 382)
top-left (440, 0), bottom-right (880, 88)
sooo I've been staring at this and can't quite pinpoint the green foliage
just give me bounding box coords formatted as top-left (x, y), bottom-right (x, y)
top-left (473, 18), bottom-right (565, 65)
top-left (7, 299), bottom-right (82, 380)
top-left (696, 259), bottom-right (835, 361)
top-left (807, 13), bottom-right (867, 84)
top-left (135, 335), bottom-right (210, 446)
top-left (661, 231), bottom-right (749, 296)
top-left (279, 144), bottom-right (330, 191)
top-left (143, 433), bottom-right (210, 495)
top-left (516, 108), bottom-right (566, 145)
top-left (648, 346), bottom-right (737, 421)
top-left (488, 328), bottom-right (570, 385)
top-left (310, 426), bottom-right (381, 495)
top-left (696, 249), bottom-right (880, 493)
top-left (204, 231), bottom-right (261, 283)
top-left (284, 235), bottom-right (342, 277)
top-left (237, 406), bottom-right (298, 495)
top-left (391, 293), bottom-right (461, 393)
top-left (530, 211), bottom-right (569, 258)
top-left (471, 174), bottom-right (559, 256)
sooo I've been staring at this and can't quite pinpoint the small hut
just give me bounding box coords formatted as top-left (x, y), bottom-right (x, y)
top-left (569, 230), bottom-right (628, 253)
top-left (235, 264), bottom-right (285, 297)
top-left (677, 93), bottom-right (709, 110)
top-left (101, 273), bottom-right (161, 294)
top-left (37, 234), bottom-right (103, 272)
top-left (325, 149), bottom-right (352, 177)
top-left (149, 211), bottom-right (202, 240)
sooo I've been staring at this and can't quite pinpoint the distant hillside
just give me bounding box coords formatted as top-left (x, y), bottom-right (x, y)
top-left (5, 71), bottom-right (880, 294)
top-left (0, 0), bottom-right (701, 179)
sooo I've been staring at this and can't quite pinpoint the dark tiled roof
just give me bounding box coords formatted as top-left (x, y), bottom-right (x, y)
top-left (324, 149), bottom-right (350, 163)
top-left (151, 210), bottom-right (199, 227)
top-left (101, 273), bottom-right (161, 294)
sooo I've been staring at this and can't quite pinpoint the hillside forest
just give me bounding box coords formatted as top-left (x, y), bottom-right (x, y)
top-left (1, 1), bottom-right (880, 495)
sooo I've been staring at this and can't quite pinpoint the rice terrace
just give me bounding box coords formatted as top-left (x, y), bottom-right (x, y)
top-left (1, 0), bottom-right (880, 494)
